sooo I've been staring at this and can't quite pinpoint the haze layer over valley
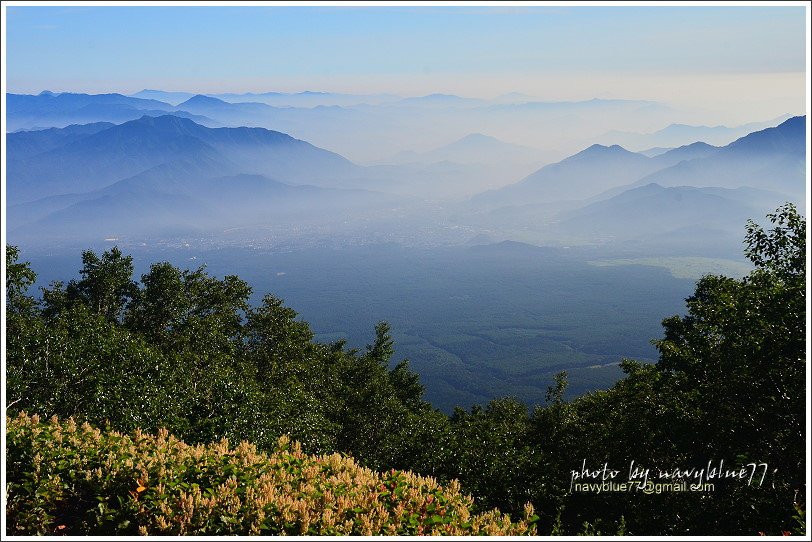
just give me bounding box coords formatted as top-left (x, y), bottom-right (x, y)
top-left (5, 5), bottom-right (806, 412)
top-left (6, 84), bottom-right (806, 410)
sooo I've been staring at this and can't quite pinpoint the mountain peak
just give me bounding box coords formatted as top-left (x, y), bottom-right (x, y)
top-left (655, 141), bottom-right (719, 161)
top-left (126, 114), bottom-right (205, 135)
top-left (777, 115), bottom-right (805, 129)
top-left (133, 113), bottom-right (197, 125)
top-left (178, 94), bottom-right (229, 107)
top-left (724, 115), bottom-right (805, 155)
top-left (572, 143), bottom-right (634, 159)
top-left (679, 141), bottom-right (715, 150)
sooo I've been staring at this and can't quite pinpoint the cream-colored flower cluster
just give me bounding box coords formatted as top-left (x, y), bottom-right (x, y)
top-left (7, 413), bottom-right (537, 536)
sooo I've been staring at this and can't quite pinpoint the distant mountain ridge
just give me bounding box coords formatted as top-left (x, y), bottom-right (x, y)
top-left (7, 114), bottom-right (364, 204)
top-left (5, 122), bottom-right (116, 160)
top-left (652, 141), bottom-right (719, 163)
top-left (8, 90), bottom-right (682, 164)
top-left (12, 170), bottom-right (402, 241)
top-left (595, 114), bottom-right (794, 150)
top-left (6, 92), bottom-right (215, 131)
top-left (6, 115), bottom-right (406, 242)
top-left (556, 183), bottom-right (795, 241)
top-left (473, 116), bottom-right (806, 207)
top-left (638, 115), bottom-right (806, 199)
top-left (472, 143), bottom-right (661, 206)
top-left (177, 94), bottom-right (233, 108)
top-left (393, 94), bottom-right (486, 108)
top-left (7, 92), bottom-right (806, 251)
top-left (132, 89), bottom-right (401, 107)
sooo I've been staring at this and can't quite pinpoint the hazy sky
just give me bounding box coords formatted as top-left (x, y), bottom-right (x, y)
top-left (4, 4), bottom-right (808, 119)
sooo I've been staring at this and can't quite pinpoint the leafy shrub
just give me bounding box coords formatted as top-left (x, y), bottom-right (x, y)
top-left (6, 413), bottom-right (538, 536)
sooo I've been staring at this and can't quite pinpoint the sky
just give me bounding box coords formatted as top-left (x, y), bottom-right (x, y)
top-left (3, 4), bottom-right (808, 119)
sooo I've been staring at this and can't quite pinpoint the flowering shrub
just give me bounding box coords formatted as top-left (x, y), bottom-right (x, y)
top-left (6, 413), bottom-right (538, 536)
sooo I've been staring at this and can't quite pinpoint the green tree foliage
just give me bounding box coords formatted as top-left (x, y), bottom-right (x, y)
top-left (517, 203), bottom-right (805, 534)
top-left (7, 246), bottom-right (45, 413)
top-left (6, 246), bottom-right (442, 475)
top-left (6, 303), bottom-right (177, 432)
top-left (651, 203), bottom-right (806, 533)
top-left (6, 246), bottom-right (37, 317)
top-left (64, 247), bottom-right (139, 322)
top-left (444, 398), bottom-right (533, 513)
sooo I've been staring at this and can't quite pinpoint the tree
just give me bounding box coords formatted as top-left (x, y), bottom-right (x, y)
top-left (242, 294), bottom-right (339, 453)
top-left (6, 245), bottom-right (37, 317)
top-left (653, 203), bottom-right (805, 533)
top-left (42, 247), bottom-right (139, 322)
top-left (516, 204), bottom-right (806, 535)
top-left (365, 321), bottom-right (395, 365)
top-left (445, 398), bottom-right (533, 514)
top-left (126, 262), bottom-right (252, 347)
top-left (6, 245), bottom-right (41, 412)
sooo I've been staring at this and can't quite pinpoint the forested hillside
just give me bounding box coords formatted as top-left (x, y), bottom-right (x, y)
top-left (5, 204), bottom-right (806, 536)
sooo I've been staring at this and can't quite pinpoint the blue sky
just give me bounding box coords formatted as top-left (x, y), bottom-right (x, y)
top-left (4, 4), bottom-right (807, 110)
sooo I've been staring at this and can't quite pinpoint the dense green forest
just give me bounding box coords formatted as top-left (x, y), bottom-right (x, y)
top-left (5, 204), bottom-right (806, 536)
top-left (18, 241), bottom-right (700, 412)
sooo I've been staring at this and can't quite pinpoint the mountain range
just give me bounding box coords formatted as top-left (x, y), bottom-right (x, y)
top-left (5, 91), bottom-right (805, 252)
top-left (473, 116), bottom-right (805, 208)
top-left (632, 115), bottom-right (805, 200)
top-left (6, 90), bottom-right (696, 163)
top-left (7, 114), bottom-right (367, 204)
top-left (131, 89), bottom-right (401, 107)
top-left (6, 115), bottom-right (407, 242)
top-left (595, 114), bottom-right (794, 150)
top-left (6, 92), bottom-right (215, 131)
top-left (463, 116), bottom-right (805, 251)
top-left (557, 183), bottom-right (794, 241)
top-left (11, 170), bottom-right (402, 241)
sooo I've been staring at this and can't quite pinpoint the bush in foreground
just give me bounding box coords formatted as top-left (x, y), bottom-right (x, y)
top-left (6, 413), bottom-right (538, 536)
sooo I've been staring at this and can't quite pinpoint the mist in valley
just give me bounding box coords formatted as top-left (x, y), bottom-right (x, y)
top-left (4, 4), bottom-right (807, 411)
top-left (6, 85), bottom-right (806, 410)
